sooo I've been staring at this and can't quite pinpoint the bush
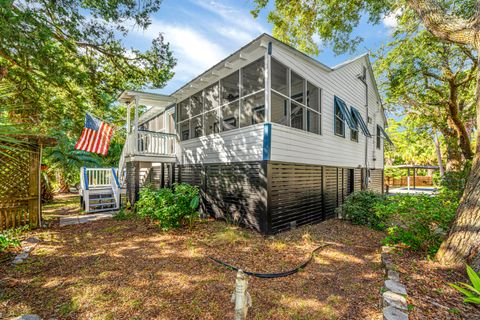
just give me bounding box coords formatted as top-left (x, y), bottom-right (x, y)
top-left (338, 191), bottom-right (387, 230)
top-left (377, 192), bottom-right (458, 254)
top-left (340, 190), bottom-right (458, 254)
top-left (450, 265), bottom-right (480, 305)
top-left (135, 183), bottom-right (200, 231)
top-left (0, 226), bottom-right (28, 252)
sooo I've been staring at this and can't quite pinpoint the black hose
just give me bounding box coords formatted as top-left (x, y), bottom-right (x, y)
top-left (208, 244), bottom-right (329, 279)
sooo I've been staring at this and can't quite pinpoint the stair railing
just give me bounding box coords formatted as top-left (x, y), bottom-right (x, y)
top-left (111, 167), bottom-right (121, 209)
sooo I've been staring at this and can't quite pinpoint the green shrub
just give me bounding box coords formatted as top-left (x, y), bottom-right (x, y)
top-left (0, 226), bottom-right (28, 252)
top-left (450, 265), bottom-right (480, 305)
top-left (340, 190), bottom-right (458, 254)
top-left (377, 192), bottom-right (458, 254)
top-left (338, 191), bottom-right (387, 230)
top-left (135, 183), bottom-right (200, 231)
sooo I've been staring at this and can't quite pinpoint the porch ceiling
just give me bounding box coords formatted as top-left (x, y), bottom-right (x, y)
top-left (118, 90), bottom-right (175, 108)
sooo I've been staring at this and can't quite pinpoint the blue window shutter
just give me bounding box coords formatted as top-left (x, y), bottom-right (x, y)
top-left (351, 107), bottom-right (371, 137)
top-left (378, 126), bottom-right (393, 145)
top-left (334, 96), bottom-right (356, 130)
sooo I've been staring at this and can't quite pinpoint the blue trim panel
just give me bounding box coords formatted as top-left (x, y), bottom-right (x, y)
top-left (83, 167), bottom-right (89, 190)
top-left (263, 123), bottom-right (272, 161)
top-left (268, 42), bottom-right (272, 55)
top-left (112, 167), bottom-right (120, 188)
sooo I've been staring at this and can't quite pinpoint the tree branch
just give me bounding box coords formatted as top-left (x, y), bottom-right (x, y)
top-left (407, 0), bottom-right (476, 45)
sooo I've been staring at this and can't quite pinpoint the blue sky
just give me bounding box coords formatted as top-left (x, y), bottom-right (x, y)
top-left (126, 0), bottom-right (398, 94)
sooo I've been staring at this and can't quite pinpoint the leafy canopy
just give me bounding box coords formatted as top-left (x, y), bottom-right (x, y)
top-left (251, 0), bottom-right (476, 55)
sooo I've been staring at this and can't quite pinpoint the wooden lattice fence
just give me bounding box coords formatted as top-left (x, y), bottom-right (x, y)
top-left (0, 142), bottom-right (40, 230)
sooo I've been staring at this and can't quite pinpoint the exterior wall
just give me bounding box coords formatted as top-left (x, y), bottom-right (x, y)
top-left (178, 161), bottom-right (268, 233)
top-left (270, 45), bottom-right (385, 169)
top-left (126, 162), bottom-right (140, 206)
top-left (178, 123), bottom-right (264, 165)
top-left (171, 160), bottom-right (378, 235)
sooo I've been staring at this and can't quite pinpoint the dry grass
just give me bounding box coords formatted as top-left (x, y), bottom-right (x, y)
top-left (1, 207), bottom-right (385, 319)
top-left (391, 250), bottom-right (480, 319)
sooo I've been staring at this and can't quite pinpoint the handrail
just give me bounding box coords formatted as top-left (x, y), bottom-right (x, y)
top-left (111, 167), bottom-right (120, 188)
top-left (83, 166), bottom-right (89, 190)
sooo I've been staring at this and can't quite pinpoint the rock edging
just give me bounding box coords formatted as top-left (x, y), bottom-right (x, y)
top-left (12, 237), bottom-right (41, 265)
top-left (381, 246), bottom-right (409, 320)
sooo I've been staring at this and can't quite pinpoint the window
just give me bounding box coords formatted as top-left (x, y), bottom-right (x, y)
top-left (307, 82), bottom-right (320, 112)
top-left (178, 99), bottom-right (190, 122)
top-left (179, 121), bottom-right (190, 141)
top-left (351, 128), bottom-right (359, 142)
top-left (334, 102), bottom-right (345, 137)
top-left (221, 71), bottom-right (239, 104)
top-left (191, 115), bottom-right (203, 138)
top-left (204, 110), bottom-right (220, 135)
top-left (191, 91), bottom-right (203, 117)
top-left (271, 92), bottom-right (289, 126)
top-left (242, 58), bottom-right (264, 96)
top-left (221, 101), bottom-right (239, 131)
top-left (291, 101), bottom-right (304, 130)
top-left (307, 110), bottom-right (320, 134)
top-left (290, 72), bottom-right (304, 103)
top-left (204, 83), bottom-right (219, 111)
top-left (271, 58), bottom-right (288, 95)
top-left (376, 125), bottom-right (381, 149)
top-left (241, 92), bottom-right (265, 127)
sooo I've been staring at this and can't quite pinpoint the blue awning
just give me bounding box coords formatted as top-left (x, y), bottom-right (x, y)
top-left (378, 126), bottom-right (393, 145)
top-left (350, 107), bottom-right (371, 137)
top-left (334, 96), bottom-right (356, 130)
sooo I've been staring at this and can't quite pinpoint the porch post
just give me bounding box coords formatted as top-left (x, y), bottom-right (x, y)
top-left (134, 97), bottom-right (139, 153)
top-left (407, 168), bottom-right (410, 191)
top-left (126, 101), bottom-right (132, 134)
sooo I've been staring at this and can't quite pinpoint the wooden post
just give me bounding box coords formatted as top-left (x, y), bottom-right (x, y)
top-left (413, 167), bottom-right (416, 190)
top-left (28, 148), bottom-right (39, 228)
top-left (160, 163), bottom-right (165, 188)
top-left (407, 168), bottom-right (410, 191)
top-left (134, 97), bottom-right (139, 154)
top-left (231, 270), bottom-right (251, 320)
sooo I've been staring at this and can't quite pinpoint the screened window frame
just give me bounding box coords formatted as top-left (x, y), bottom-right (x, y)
top-left (176, 58), bottom-right (266, 141)
top-left (376, 125), bottom-right (381, 149)
top-left (334, 102), bottom-right (345, 137)
top-left (270, 58), bottom-right (322, 135)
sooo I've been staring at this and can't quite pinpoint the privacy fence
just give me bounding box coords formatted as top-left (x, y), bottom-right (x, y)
top-left (0, 140), bottom-right (43, 231)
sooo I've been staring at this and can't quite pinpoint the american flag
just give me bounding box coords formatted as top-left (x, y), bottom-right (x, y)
top-left (74, 113), bottom-right (113, 156)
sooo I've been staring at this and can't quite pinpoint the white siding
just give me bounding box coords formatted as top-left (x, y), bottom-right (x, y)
top-left (179, 124), bottom-right (264, 165)
top-left (270, 45), bottom-right (385, 169)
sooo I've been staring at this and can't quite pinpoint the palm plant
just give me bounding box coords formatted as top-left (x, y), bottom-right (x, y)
top-left (44, 135), bottom-right (101, 192)
top-left (450, 265), bottom-right (480, 304)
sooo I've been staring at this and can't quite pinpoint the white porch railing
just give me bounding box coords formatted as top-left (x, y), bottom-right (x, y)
top-left (79, 167), bottom-right (120, 212)
top-left (117, 130), bottom-right (176, 186)
top-left (136, 131), bottom-right (176, 155)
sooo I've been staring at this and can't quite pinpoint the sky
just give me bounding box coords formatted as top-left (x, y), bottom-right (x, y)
top-left (125, 0), bottom-right (398, 95)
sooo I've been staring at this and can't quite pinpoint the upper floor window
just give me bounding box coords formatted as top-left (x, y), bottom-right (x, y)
top-left (376, 125), bottom-right (381, 149)
top-left (334, 101), bottom-right (345, 137)
top-left (177, 58), bottom-right (265, 141)
top-left (271, 58), bottom-right (322, 135)
top-left (242, 58), bottom-right (264, 96)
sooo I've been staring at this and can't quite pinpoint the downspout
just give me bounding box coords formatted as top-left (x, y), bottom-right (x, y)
top-left (358, 68), bottom-right (369, 189)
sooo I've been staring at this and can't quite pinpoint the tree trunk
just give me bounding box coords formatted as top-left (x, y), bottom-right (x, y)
top-left (433, 131), bottom-right (445, 176)
top-left (439, 127), bottom-right (463, 172)
top-left (447, 81), bottom-right (473, 161)
top-left (436, 40), bottom-right (480, 271)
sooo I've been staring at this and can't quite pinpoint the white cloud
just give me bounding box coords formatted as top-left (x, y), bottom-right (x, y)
top-left (134, 20), bottom-right (228, 83)
top-left (130, 1), bottom-right (270, 93)
top-left (191, 0), bottom-right (267, 35)
top-left (382, 9), bottom-right (402, 29)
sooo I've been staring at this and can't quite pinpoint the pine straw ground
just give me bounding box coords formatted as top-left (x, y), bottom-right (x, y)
top-left (391, 250), bottom-right (480, 319)
top-left (1, 217), bottom-right (385, 319)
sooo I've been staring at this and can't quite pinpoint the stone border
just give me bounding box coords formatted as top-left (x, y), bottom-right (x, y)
top-left (12, 237), bottom-right (41, 265)
top-left (381, 246), bottom-right (409, 320)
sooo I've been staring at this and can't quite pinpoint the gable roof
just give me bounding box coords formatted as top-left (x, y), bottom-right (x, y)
top-left (132, 33), bottom-right (387, 125)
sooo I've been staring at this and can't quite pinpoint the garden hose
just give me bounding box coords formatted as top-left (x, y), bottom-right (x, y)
top-left (208, 243), bottom-right (330, 279)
